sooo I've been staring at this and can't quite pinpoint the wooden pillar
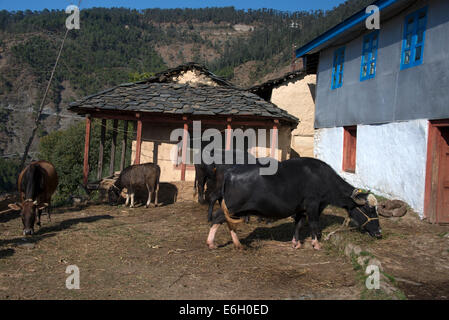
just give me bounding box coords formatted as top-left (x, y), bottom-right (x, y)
top-left (97, 119), bottom-right (106, 180)
top-left (120, 120), bottom-right (128, 172)
top-left (134, 114), bottom-right (142, 165)
top-left (270, 120), bottom-right (279, 159)
top-left (83, 115), bottom-right (92, 186)
top-left (225, 117), bottom-right (232, 151)
top-left (109, 119), bottom-right (118, 176)
top-left (181, 116), bottom-right (189, 181)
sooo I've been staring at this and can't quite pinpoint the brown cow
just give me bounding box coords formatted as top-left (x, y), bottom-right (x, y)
top-left (8, 160), bottom-right (58, 235)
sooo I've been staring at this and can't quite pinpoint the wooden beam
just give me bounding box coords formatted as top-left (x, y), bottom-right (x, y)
top-left (81, 110), bottom-right (286, 127)
top-left (181, 116), bottom-right (189, 181)
top-left (134, 117), bottom-right (143, 165)
top-left (97, 119), bottom-right (106, 180)
top-left (270, 120), bottom-right (279, 159)
top-left (109, 119), bottom-right (118, 176)
top-left (226, 117), bottom-right (232, 151)
top-left (120, 120), bottom-right (128, 172)
top-left (83, 116), bottom-right (92, 186)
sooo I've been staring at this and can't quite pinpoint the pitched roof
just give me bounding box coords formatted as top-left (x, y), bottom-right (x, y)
top-left (248, 69), bottom-right (306, 94)
top-left (68, 81), bottom-right (299, 125)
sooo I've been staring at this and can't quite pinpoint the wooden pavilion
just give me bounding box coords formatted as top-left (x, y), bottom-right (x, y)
top-left (68, 63), bottom-right (299, 185)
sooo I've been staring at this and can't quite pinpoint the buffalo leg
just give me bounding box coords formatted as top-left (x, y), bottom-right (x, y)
top-left (207, 194), bottom-right (220, 222)
top-left (37, 208), bottom-right (42, 227)
top-left (306, 203), bottom-right (322, 250)
top-left (47, 200), bottom-right (52, 222)
top-left (129, 188), bottom-right (135, 208)
top-left (130, 193), bottom-right (135, 208)
top-left (309, 219), bottom-right (321, 250)
top-left (229, 229), bottom-right (242, 250)
top-left (292, 214), bottom-right (306, 249)
top-left (125, 194), bottom-right (130, 206)
top-left (154, 181), bottom-right (159, 207)
top-left (225, 220), bottom-right (243, 250)
top-left (206, 224), bottom-right (220, 249)
top-left (197, 176), bottom-right (207, 204)
top-left (145, 184), bottom-right (152, 208)
top-left (206, 209), bottom-right (226, 249)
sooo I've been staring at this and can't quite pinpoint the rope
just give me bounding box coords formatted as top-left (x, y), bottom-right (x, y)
top-left (0, 208), bottom-right (14, 215)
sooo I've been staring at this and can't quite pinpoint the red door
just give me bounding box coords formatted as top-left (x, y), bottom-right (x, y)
top-left (437, 127), bottom-right (449, 223)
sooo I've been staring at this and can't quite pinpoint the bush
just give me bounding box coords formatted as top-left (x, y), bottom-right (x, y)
top-left (0, 157), bottom-right (20, 193)
top-left (38, 119), bottom-right (133, 206)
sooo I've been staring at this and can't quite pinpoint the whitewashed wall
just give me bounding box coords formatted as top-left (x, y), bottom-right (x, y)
top-left (314, 119), bottom-right (429, 217)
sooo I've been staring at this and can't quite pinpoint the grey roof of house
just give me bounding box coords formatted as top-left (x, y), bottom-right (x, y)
top-left (248, 69), bottom-right (307, 93)
top-left (68, 81), bottom-right (299, 125)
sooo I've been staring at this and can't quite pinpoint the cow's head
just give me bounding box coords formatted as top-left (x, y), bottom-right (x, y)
top-left (8, 200), bottom-right (48, 235)
top-left (108, 184), bottom-right (121, 205)
top-left (349, 189), bottom-right (382, 239)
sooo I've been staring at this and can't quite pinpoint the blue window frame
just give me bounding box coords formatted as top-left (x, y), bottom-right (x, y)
top-left (360, 30), bottom-right (379, 81)
top-left (331, 47), bottom-right (345, 89)
top-left (401, 7), bottom-right (427, 70)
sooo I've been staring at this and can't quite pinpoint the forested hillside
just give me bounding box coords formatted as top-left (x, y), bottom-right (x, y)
top-left (0, 0), bottom-right (372, 162)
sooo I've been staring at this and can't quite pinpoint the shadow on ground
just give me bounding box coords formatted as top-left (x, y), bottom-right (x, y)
top-left (0, 248), bottom-right (14, 259)
top-left (36, 214), bottom-right (114, 235)
top-left (241, 213), bottom-right (346, 246)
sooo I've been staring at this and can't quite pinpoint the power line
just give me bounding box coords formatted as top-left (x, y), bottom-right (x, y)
top-left (19, 0), bottom-right (82, 171)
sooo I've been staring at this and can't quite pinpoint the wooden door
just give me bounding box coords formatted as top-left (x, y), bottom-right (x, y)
top-left (343, 126), bottom-right (357, 173)
top-left (437, 127), bottom-right (449, 223)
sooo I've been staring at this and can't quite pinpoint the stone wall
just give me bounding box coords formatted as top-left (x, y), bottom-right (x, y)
top-left (270, 74), bottom-right (316, 157)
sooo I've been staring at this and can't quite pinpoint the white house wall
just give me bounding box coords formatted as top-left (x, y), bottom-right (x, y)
top-left (314, 119), bottom-right (429, 217)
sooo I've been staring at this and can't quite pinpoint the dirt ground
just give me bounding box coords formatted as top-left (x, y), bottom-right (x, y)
top-left (327, 206), bottom-right (449, 300)
top-left (0, 196), bottom-right (448, 300)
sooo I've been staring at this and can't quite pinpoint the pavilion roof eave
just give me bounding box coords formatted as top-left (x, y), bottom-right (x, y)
top-left (71, 108), bottom-right (299, 129)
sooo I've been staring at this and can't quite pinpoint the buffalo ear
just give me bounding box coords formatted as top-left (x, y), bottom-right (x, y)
top-left (351, 189), bottom-right (367, 205)
top-left (8, 203), bottom-right (22, 211)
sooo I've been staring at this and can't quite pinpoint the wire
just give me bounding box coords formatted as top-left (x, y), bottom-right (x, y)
top-left (19, 0), bottom-right (83, 170)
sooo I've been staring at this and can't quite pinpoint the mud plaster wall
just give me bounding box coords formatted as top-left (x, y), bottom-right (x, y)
top-left (314, 119), bottom-right (428, 217)
top-left (131, 123), bottom-right (292, 182)
top-left (270, 74), bottom-right (316, 157)
top-left (171, 70), bottom-right (219, 87)
top-left (131, 124), bottom-right (194, 182)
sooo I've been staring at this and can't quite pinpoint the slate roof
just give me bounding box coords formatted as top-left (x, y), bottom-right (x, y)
top-left (248, 69), bottom-right (306, 93)
top-left (68, 65), bottom-right (299, 125)
top-left (69, 82), bottom-right (299, 124)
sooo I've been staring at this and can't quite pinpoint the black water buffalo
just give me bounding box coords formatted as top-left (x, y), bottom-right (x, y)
top-left (8, 160), bottom-right (58, 235)
top-left (205, 158), bottom-right (276, 223)
top-left (108, 163), bottom-right (160, 208)
top-left (193, 149), bottom-right (255, 205)
top-left (206, 157), bottom-right (382, 250)
top-left (193, 163), bottom-right (216, 204)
